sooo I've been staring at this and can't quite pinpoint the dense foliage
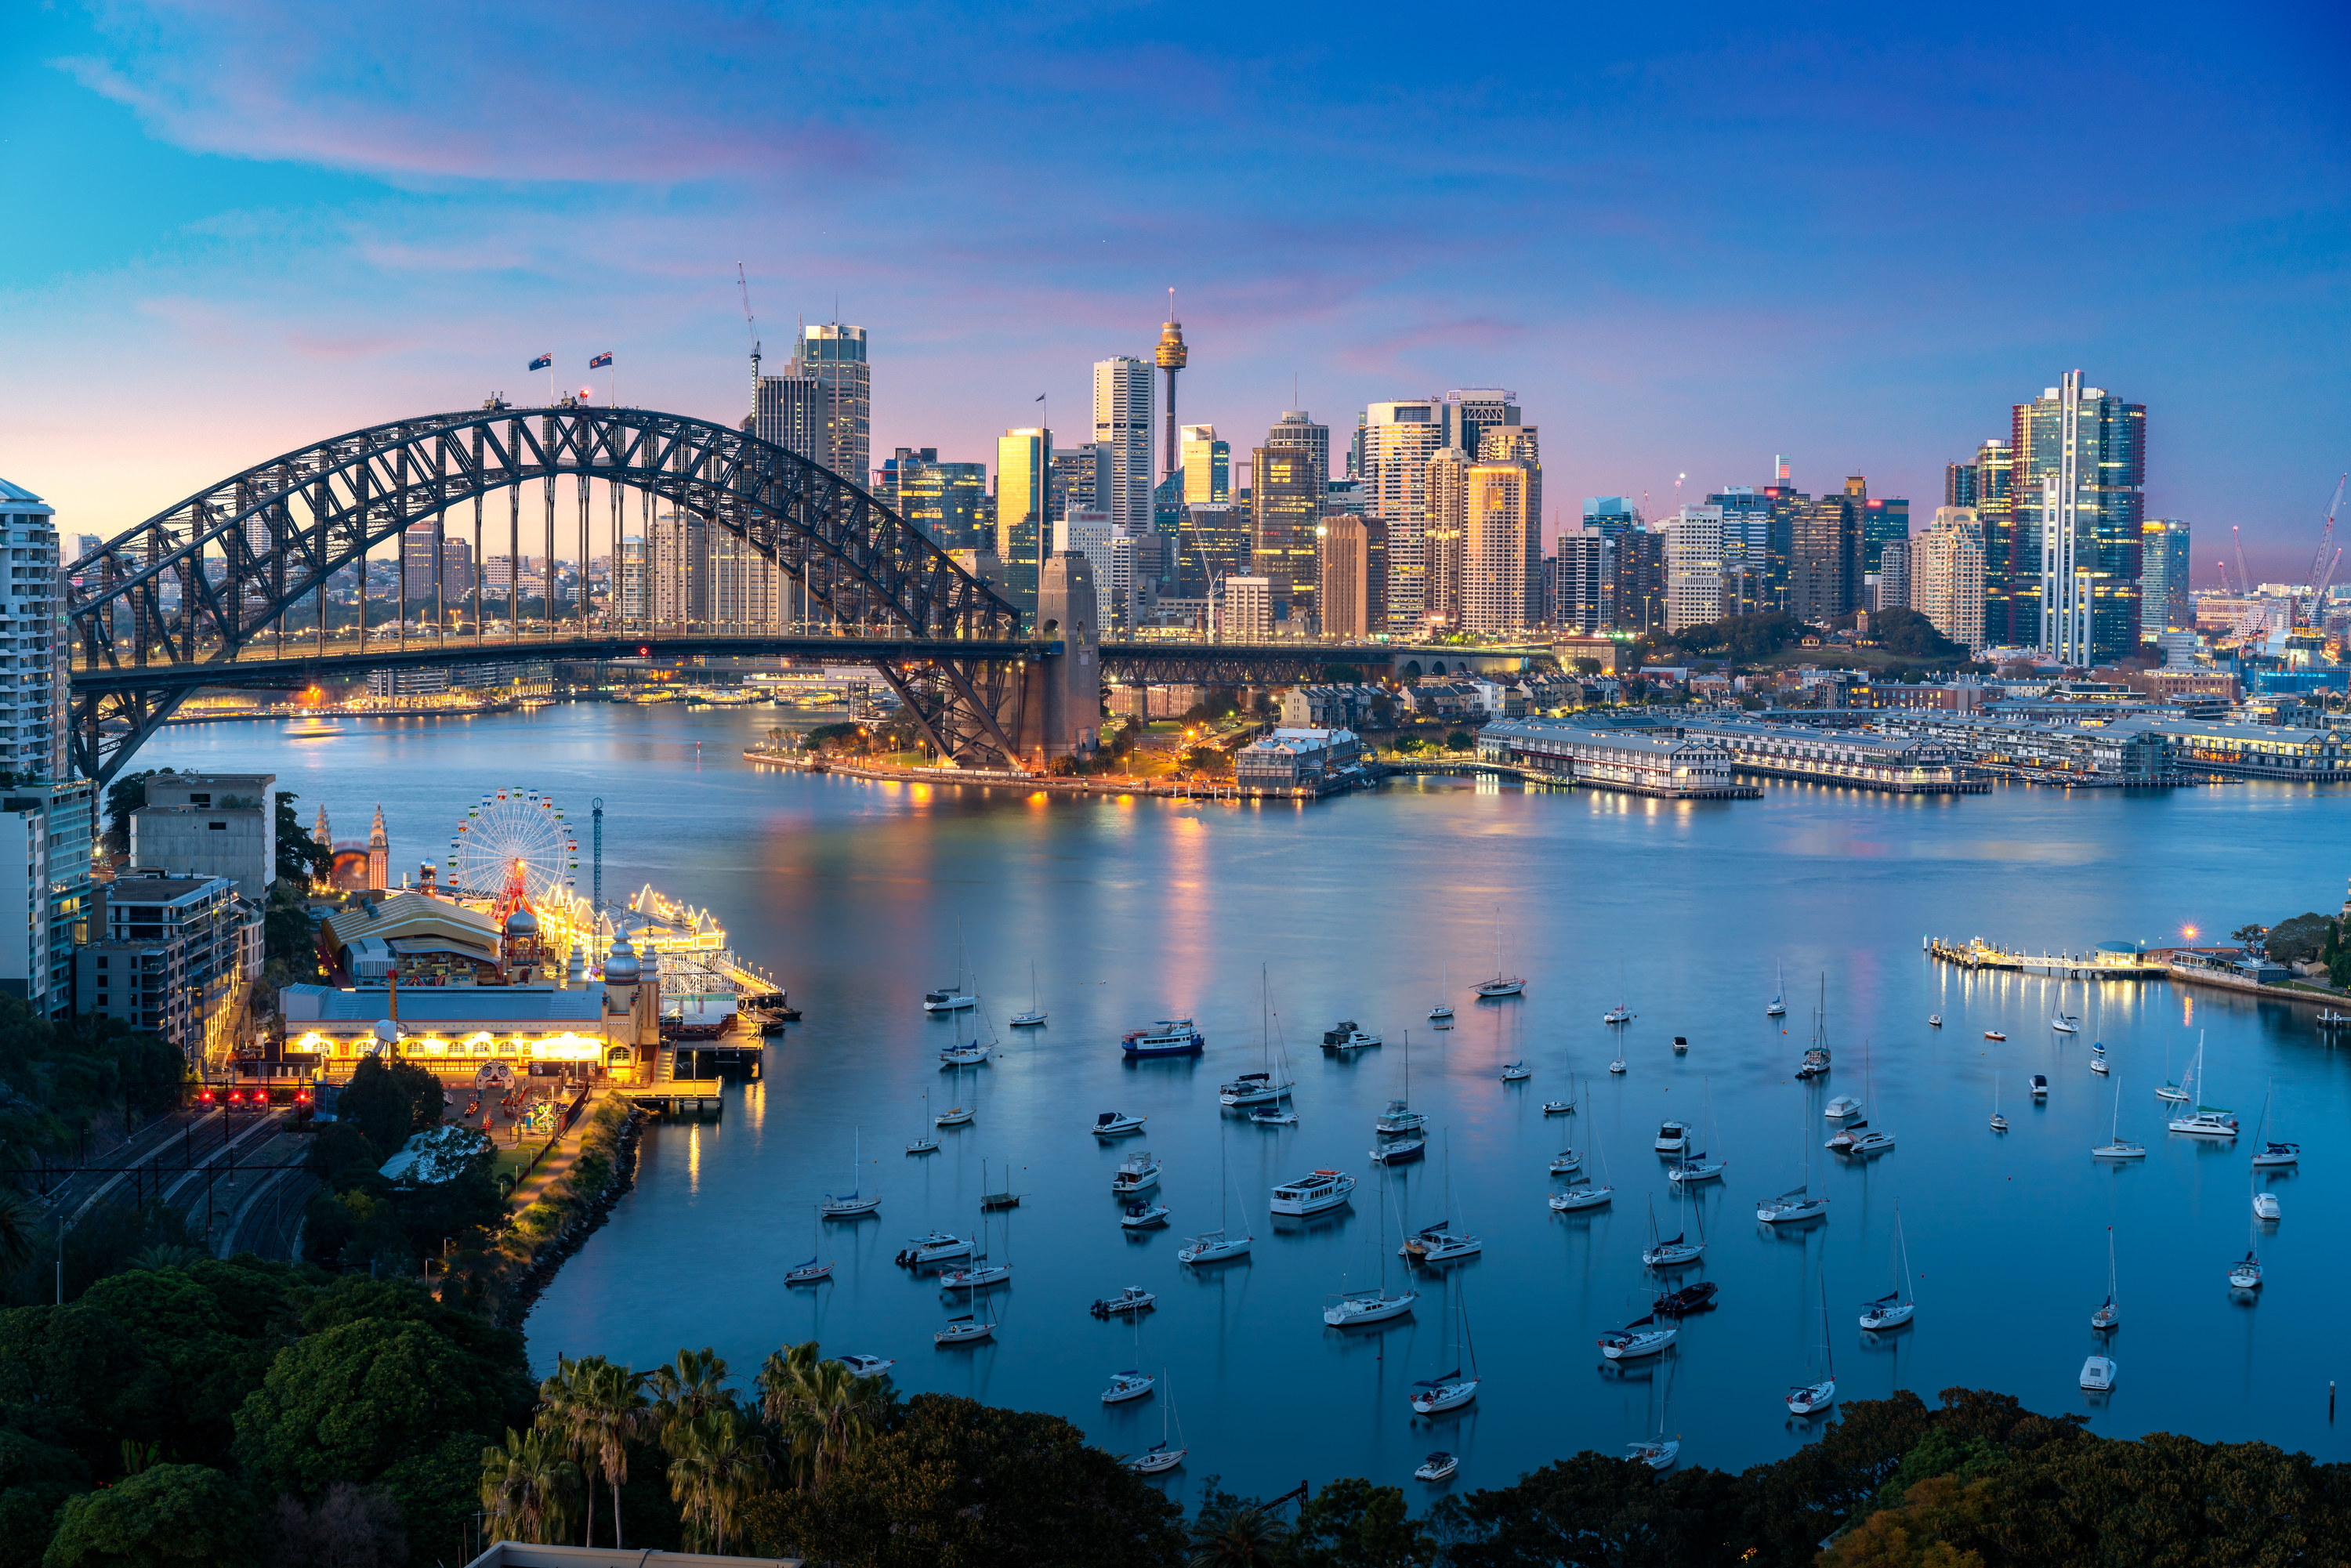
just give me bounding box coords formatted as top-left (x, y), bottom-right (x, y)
top-left (1863, 607), bottom-right (1969, 662)
top-left (1641, 612), bottom-right (1807, 664)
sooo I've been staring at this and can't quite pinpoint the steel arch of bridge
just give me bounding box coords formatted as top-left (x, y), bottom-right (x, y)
top-left (67, 403), bottom-right (1025, 781)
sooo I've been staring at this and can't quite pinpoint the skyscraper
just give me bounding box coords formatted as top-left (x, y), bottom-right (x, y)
top-left (1708, 488), bottom-right (1773, 616)
top-left (995, 427), bottom-right (1052, 613)
top-left (1180, 425), bottom-right (1230, 505)
top-left (1965, 439), bottom-right (2020, 643)
top-left (1360, 400), bottom-right (1446, 630)
top-left (1265, 411), bottom-right (1331, 496)
top-left (1424, 447), bottom-right (1471, 632)
top-left (2141, 519), bottom-right (2192, 639)
top-left (1875, 539), bottom-right (1911, 613)
top-left (1155, 305), bottom-right (1187, 487)
top-left (2020, 371), bottom-right (2145, 664)
top-left (1050, 443), bottom-right (1110, 520)
top-left (1477, 424), bottom-right (1543, 625)
top-left (1319, 516), bottom-right (1375, 640)
top-left (1093, 357), bottom-right (1154, 541)
top-left (754, 373), bottom-right (827, 463)
top-left (1458, 460), bottom-right (1531, 636)
top-left (1552, 531), bottom-right (1607, 634)
top-left (1916, 506), bottom-right (1987, 651)
top-left (0, 477), bottom-right (62, 780)
top-left (1787, 492), bottom-right (1860, 624)
top-left (1664, 507), bottom-right (1726, 632)
top-left (878, 448), bottom-right (988, 554)
top-left (796, 324), bottom-right (870, 483)
top-left (1440, 390), bottom-right (1520, 469)
top-left (1250, 444), bottom-right (1322, 625)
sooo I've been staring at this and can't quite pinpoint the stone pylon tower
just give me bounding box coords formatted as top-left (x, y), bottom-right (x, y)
top-left (368, 805), bottom-right (388, 891)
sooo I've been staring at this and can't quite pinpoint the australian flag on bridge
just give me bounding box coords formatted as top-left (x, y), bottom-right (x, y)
top-left (528, 352), bottom-right (552, 371)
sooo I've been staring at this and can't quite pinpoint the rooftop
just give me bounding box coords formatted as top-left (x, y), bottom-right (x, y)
top-left (281, 984), bottom-right (605, 1024)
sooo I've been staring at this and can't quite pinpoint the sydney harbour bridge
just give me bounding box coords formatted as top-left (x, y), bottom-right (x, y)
top-left (67, 401), bottom-right (1546, 784)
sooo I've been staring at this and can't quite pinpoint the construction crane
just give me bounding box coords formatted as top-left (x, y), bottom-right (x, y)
top-left (2233, 526), bottom-right (2252, 603)
top-left (736, 262), bottom-right (761, 382)
top-left (2306, 474), bottom-right (2346, 586)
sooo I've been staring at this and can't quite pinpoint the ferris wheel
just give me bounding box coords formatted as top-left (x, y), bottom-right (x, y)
top-left (447, 788), bottom-right (578, 904)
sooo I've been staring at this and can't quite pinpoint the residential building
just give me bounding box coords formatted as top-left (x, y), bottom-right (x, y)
top-left (1318, 516), bottom-right (1377, 639)
top-left (87, 869), bottom-right (259, 1063)
top-left (796, 323), bottom-right (871, 484)
top-left (1251, 444), bottom-right (1322, 625)
top-left (1915, 507), bottom-right (1987, 651)
top-left (876, 447), bottom-right (988, 555)
top-left (1787, 491), bottom-right (1860, 624)
top-left (398, 524), bottom-right (473, 606)
top-left (1476, 425), bottom-right (1543, 625)
top-left (1093, 356), bottom-right (1154, 538)
top-left (1280, 685), bottom-right (1389, 730)
top-left (1663, 507), bottom-right (1726, 632)
top-left (1459, 456), bottom-right (1533, 636)
top-left (2016, 371), bottom-right (2145, 664)
top-left (1962, 437), bottom-right (2022, 645)
top-left (1708, 488), bottom-right (1775, 616)
top-left (994, 427), bottom-right (1052, 614)
top-left (1552, 530), bottom-right (1607, 633)
top-left (1180, 425), bottom-right (1230, 505)
top-left (645, 512), bottom-right (777, 628)
top-left (2142, 519), bottom-right (2193, 639)
top-left (130, 772), bottom-right (278, 900)
top-left (1875, 539), bottom-right (1911, 614)
top-left (1265, 410), bottom-right (1331, 497)
top-left (1423, 447), bottom-right (1471, 632)
top-left (0, 478), bottom-right (63, 780)
top-left (1211, 575), bottom-right (1273, 641)
top-left (1324, 477), bottom-right (1366, 516)
top-left (1360, 401), bottom-right (1447, 629)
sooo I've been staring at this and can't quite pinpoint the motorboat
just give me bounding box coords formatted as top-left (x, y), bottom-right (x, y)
top-left (1377, 1099), bottom-right (1428, 1134)
top-left (2255, 1192), bottom-right (2281, 1221)
top-left (1270, 1169), bottom-right (1357, 1215)
top-left (1414, 1452), bottom-right (1458, 1483)
top-left (1371, 1136), bottom-right (1426, 1165)
top-left (1983, 1030), bottom-right (2006, 1041)
top-left (2227, 1251), bottom-right (2262, 1291)
top-left (838, 1353), bottom-right (893, 1377)
top-left (923, 987), bottom-right (976, 1013)
top-left (1111, 1151), bottom-right (1162, 1195)
top-left (2029, 1074), bottom-right (2049, 1099)
top-left (1672, 1035), bottom-right (1689, 1054)
top-left (1402, 1226), bottom-right (1482, 1264)
top-left (1824, 1095), bottom-right (1863, 1120)
top-left (1825, 1119), bottom-right (1866, 1153)
top-left (1219, 1070), bottom-right (1287, 1106)
top-left (1597, 1317), bottom-right (1676, 1360)
top-left (1549, 1149), bottom-right (1582, 1175)
top-left (933, 1313), bottom-right (994, 1345)
top-left (894, 1232), bottom-right (973, 1267)
top-left (1120, 1202), bottom-right (1172, 1229)
top-left (2080, 1355), bottom-right (2117, 1392)
top-left (1325, 1288), bottom-right (1417, 1327)
top-left (1093, 1110), bottom-right (1147, 1137)
top-left (2168, 1109), bottom-right (2237, 1137)
top-left (1549, 1183), bottom-right (1613, 1211)
top-left (1325, 1026), bottom-right (1383, 1052)
top-left (1089, 1285), bottom-right (1157, 1317)
top-left (1101, 1370), bottom-right (1154, 1404)
top-left (1541, 1099), bottom-right (1576, 1116)
top-left (1177, 1228), bottom-right (1252, 1265)
top-left (1121, 1019), bottom-right (1204, 1057)
top-left (937, 1259), bottom-right (1010, 1290)
top-left (1757, 1186), bottom-right (1829, 1225)
top-left (1607, 1058), bottom-right (1627, 1075)
top-left (1248, 1105), bottom-right (1299, 1126)
top-left (1844, 1129), bottom-right (1896, 1157)
top-left (1928, 1014), bottom-right (1941, 1027)
top-left (784, 1256), bottom-right (833, 1285)
top-left (1603, 1005), bottom-right (1632, 1026)
top-left (1653, 1280), bottom-right (1718, 1316)
top-left (1500, 1062), bottom-right (1531, 1081)
top-left (2254, 1141), bottom-right (2299, 1168)
top-left (1654, 1121), bottom-right (1689, 1153)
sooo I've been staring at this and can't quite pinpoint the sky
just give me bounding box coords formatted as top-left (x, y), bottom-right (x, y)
top-left (5, 1), bottom-right (2349, 582)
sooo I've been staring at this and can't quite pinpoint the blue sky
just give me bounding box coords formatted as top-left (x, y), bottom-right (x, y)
top-left (5, 1), bottom-right (2348, 578)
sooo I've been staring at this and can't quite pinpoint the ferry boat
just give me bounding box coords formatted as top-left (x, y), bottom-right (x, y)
top-left (1270, 1168), bottom-right (1357, 1216)
top-left (1121, 1019), bottom-right (1204, 1057)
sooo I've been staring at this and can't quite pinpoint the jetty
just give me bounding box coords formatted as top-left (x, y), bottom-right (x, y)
top-left (1925, 936), bottom-right (2167, 979)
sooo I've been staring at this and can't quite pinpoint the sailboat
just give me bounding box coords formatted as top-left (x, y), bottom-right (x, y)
top-left (1125, 1370), bottom-right (1186, 1472)
top-left (1429, 959), bottom-right (1455, 1023)
top-left (940, 987), bottom-right (995, 1066)
top-left (2251, 1080), bottom-right (2299, 1168)
top-left (1640, 1189), bottom-right (1704, 1269)
top-left (1603, 961), bottom-right (1632, 1027)
top-left (1550, 1099), bottom-right (1614, 1211)
top-left (1323, 1172), bottom-right (1418, 1326)
top-left (1795, 976), bottom-right (1832, 1079)
top-left (1989, 1072), bottom-right (2008, 1133)
top-left (2050, 979), bottom-right (2080, 1034)
top-left (922, 924), bottom-right (976, 1012)
top-left (820, 1129), bottom-right (882, 1217)
top-left (1473, 907), bottom-right (1525, 998)
top-left (1401, 1138), bottom-right (1480, 1263)
top-left (907, 1090), bottom-right (940, 1155)
top-left (1408, 1283), bottom-right (1480, 1414)
top-left (2092, 1229), bottom-right (2120, 1331)
top-left (1757, 1086), bottom-right (1831, 1224)
top-left (1376, 1030), bottom-right (1426, 1133)
top-left (1858, 1203), bottom-right (1915, 1329)
top-left (1668, 1078), bottom-right (1727, 1185)
top-left (2092, 1072), bottom-right (2146, 1159)
top-left (1220, 968), bottom-right (1295, 1106)
top-left (2166, 1032), bottom-right (2237, 1136)
top-left (1839, 1041), bottom-right (1894, 1157)
top-left (2156, 1039), bottom-right (2190, 1104)
top-left (935, 1060), bottom-right (976, 1128)
top-left (2228, 1161), bottom-right (2263, 1291)
top-left (939, 1161), bottom-right (1012, 1289)
top-left (934, 1291), bottom-right (996, 1345)
top-left (1628, 1356), bottom-right (1681, 1470)
top-left (1766, 961), bottom-right (1787, 1018)
top-left (1177, 1124), bottom-right (1254, 1265)
top-left (1785, 1271), bottom-right (1837, 1415)
top-left (784, 1204), bottom-right (834, 1284)
top-left (1009, 960), bottom-right (1047, 1028)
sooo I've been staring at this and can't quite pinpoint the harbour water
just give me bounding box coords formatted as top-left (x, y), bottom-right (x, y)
top-left (150, 704), bottom-right (2351, 1491)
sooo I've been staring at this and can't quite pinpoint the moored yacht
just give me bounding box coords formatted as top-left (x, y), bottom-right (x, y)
top-left (1270, 1168), bottom-right (1356, 1215)
top-left (1092, 1110), bottom-right (1147, 1137)
top-left (1121, 1019), bottom-right (1204, 1057)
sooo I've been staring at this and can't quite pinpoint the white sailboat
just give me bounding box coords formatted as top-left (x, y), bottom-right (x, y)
top-left (1177, 1124), bottom-right (1254, 1265)
top-left (2251, 1080), bottom-right (2298, 1168)
top-left (1409, 1283), bottom-right (1480, 1414)
top-left (922, 924), bottom-right (976, 1012)
top-left (1324, 1171), bottom-right (1418, 1326)
top-left (1430, 959), bottom-right (1455, 1022)
top-left (1640, 1189), bottom-right (1704, 1269)
top-left (2092, 1228), bottom-right (2119, 1331)
top-left (1550, 1085), bottom-right (1614, 1211)
top-left (1009, 959), bottom-right (1047, 1028)
top-left (1376, 1030), bottom-right (1426, 1133)
top-left (1758, 1086), bottom-right (1830, 1224)
top-left (1668, 1079), bottom-right (1727, 1185)
top-left (906, 1090), bottom-right (940, 1155)
top-left (1766, 961), bottom-right (1787, 1018)
top-left (2166, 1032), bottom-right (2237, 1137)
top-left (939, 985), bottom-right (995, 1067)
top-left (1401, 1139), bottom-right (1481, 1264)
top-left (940, 1161), bottom-right (1012, 1289)
top-left (1221, 968), bottom-right (1295, 1106)
top-left (2228, 1161), bottom-right (2263, 1291)
top-left (2092, 1072), bottom-right (2146, 1159)
top-left (1473, 907), bottom-right (1525, 998)
top-left (2156, 1038), bottom-right (2190, 1104)
top-left (784, 1204), bottom-right (834, 1285)
top-left (1784, 1271), bottom-right (1836, 1415)
top-left (2050, 978), bottom-right (2080, 1034)
top-left (820, 1129), bottom-right (882, 1218)
top-left (1628, 1356), bottom-right (1681, 1470)
top-left (1596, 1313), bottom-right (1676, 1360)
top-left (1858, 1203), bottom-right (1916, 1329)
top-left (1989, 1071), bottom-right (2008, 1134)
top-left (1125, 1369), bottom-right (1186, 1473)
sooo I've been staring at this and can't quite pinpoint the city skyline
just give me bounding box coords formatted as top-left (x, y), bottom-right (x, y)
top-left (6, 4), bottom-right (2349, 579)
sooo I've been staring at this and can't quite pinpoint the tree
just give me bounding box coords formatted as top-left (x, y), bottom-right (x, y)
top-left (539, 1354), bottom-right (650, 1547)
top-left (273, 792), bottom-right (331, 885)
top-left (42, 1462), bottom-right (255, 1568)
top-left (757, 1343), bottom-right (892, 1492)
top-left (1867, 608), bottom-right (1967, 662)
top-left (646, 1346), bottom-right (733, 1439)
top-left (1444, 731), bottom-right (1475, 752)
top-left (479, 1426), bottom-right (582, 1547)
top-left (663, 1408), bottom-right (769, 1555)
top-left (1187, 1481), bottom-right (1285, 1568)
top-left (2260, 912), bottom-right (2333, 965)
top-left (1572, 657), bottom-right (1603, 676)
top-left (0, 1190), bottom-right (35, 1277)
top-left (1284, 1477), bottom-right (1433, 1568)
top-left (102, 770), bottom-right (167, 859)
top-left (265, 1483), bottom-right (407, 1568)
top-left (331, 1055), bottom-right (444, 1164)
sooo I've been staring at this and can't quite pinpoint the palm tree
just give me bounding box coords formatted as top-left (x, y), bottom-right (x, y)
top-left (480, 1426), bottom-right (583, 1545)
top-left (757, 1343), bottom-right (891, 1491)
top-left (0, 1190), bottom-right (40, 1278)
top-left (539, 1354), bottom-right (652, 1548)
top-left (1189, 1502), bottom-right (1287, 1568)
top-left (647, 1345), bottom-right (731, 1439)
top-left (665, 1408), bottom-right (770, 1555)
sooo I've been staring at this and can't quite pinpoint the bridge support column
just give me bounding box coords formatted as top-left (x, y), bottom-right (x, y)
top-left (1006, 552), bottom-right (1099, 766)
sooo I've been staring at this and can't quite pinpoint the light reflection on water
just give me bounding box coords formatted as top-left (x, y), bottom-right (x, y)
top-left (148, 706), bottom-right (2351, 1492)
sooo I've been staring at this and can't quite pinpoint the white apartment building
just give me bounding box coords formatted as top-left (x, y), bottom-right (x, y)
top-left (0, 479), bottom-right (63, 780)
top-left (1359, 401), bottom-right (1447, 631)
top-left (1662, 506), bottom-right (1726, 632)
top-left (1093, 357), bottom-right (1154, 538)
top-left (1917, 507), bottom-right (1987, 652)
top-left (1212, 576), bottom-right (1273, 642)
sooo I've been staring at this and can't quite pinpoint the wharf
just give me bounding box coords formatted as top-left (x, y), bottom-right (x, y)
top-left (2154, 951), bottom-right (2346, 1009)
top-left (1925, 936), bottom-right (2167, 978)
top-left (743, 747), bottom-right (1381, 802)
top-left (626, 1077), bottom-right (726, 1115)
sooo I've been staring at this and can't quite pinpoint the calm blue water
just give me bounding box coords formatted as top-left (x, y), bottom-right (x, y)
top-left (150, 704), bottom-right (2351, 1494)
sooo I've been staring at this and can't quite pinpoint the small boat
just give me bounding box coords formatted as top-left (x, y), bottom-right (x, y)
top-left (2170, 1110), bottom-right (2237, 1136)
top-left (1112, 1151), bottom-right (1162, 1195)
top-left (938, 1254), bottom-right (1010, 1287)
top-left (1247, 1106), bottom-right (1298, 1126)
top-left (2092, 1073), bottom-right (2145, 1159)
top-left (1376, 1101), bottom-right (1427, 1135)
top-left (821, 1130), bottom-right (882, 1218)
top-left (2228, 1250), bottom-right (2262, 1291)
top-left (2255, 1192), bottom-right (2280, 1221)
top-left (1603, 1005), bottom-right (1632, 1026)
top-left (1121, 1019), bottom-right (1204, 1057)
top-left (1178, 1228), bottom-right (1252, 1264)
top-left (1089, 1286), bottom-right (1156, 1318)
top-left (1928, 1014), bottom-right (1941, 1027)
top-left (1541, 1099), bottom-right (1575, 1116)
top-left (1844, 1129), bottom-right (1896, 1157)
top-left (2251, 1083), bottom-right (2297, 1166)
top-left (1325, 1026), bottom-right (1383, 1052)
top-left (1857, 1204), bottom-right (1916, 1330)
top-left (1597, 1316), bottom-right (1676, 1360)
top-left (1325, 1288), bottom-right (1417, 1327)
top-left (1825, 1119), bottom-right (1866, 1153)
top-left (1653, 1280), bottom-right (1718, 1316)
top-left (1667, 1153), bottom-right (1726, 1185)
top-left (1549, 1149), bottom-right (1582, 1175)
top-left (895, 1232), bottom-right (973, 1267)
top-left (1370, 1136), bottom-right (1426, 1165)
top-left (2090, 1054), bottom-right (2109, 1077)
top-left (1500, 1062), bottom-right (1531, 1082)
top-left (2092, 1229), bottom-right (2120, 1331)
top-left (2080, 1355), bottom-right (2116, 1392)
top-left (1092, 1110), bottom-right (1147, 1138)
top-left (1120, 1201), bottom-right (1171, 1229)
top-left (935, 1103), bottom-right (975, 1128)
top-left (1125, 1371), bottom-right (1186, 1472)
top-left (939, 1041), bottom-right (991, 1067)
top-left (907, 1089), bottom-right (940, 1154)
top-left (2051, 1014), bottom-right (2079, 1035)
top-left (1473, 907), bottom-right (1524, 998)
top-left (1010, 961), bottom-right (1047, 1027)
top-left (784, 1256), bottom-right (833, 1285)
top-left (839, 1353), bottom-right (893, 1377)
top-left (1824, 1095), bottom-right (1862, 1120)
top-left (1219, 1071), bottom-right (1284, 1106)
top-left (1430, 961), bottom-right (1455, 1022)
top-left (1990, 1070), bottom-right (2009, 1133)
top-left (1409, 1290), bottom-right (1480, 1414)
top-left (1404, 1226), bottom-right (1481, 1264)
top-left (1270, 1169), bottom-right (1356, 1215)
top-left (1767, 962), bottom-right (1788, 1017)
top-left (1784, 1276), bottom-right (1836, 1415)
top-left (2157, 1041), bottom-right (2192, 1103)
top-left (1640, 1195), bottom-right (1704, 1269)
top-left (1607, 1058), bottom-right (1627, 1075)
top-left (1654, 1121), bottom-right (1689, 1153)
top-left (2029, 1074), bottom-right (2049, 1099)
top-left (933, 1313), bottom-right (994, 1345)
top-left (1983, 1030), bottom-right (2007, 1041)
top-left (1550, 1183), bottom-right (1613, 1211)
top-left (1672, 1035), bottom-right (1689, 1053)
top-left (1414, 1451), bottom-right (1458, 1483)
top-left (1225, 970), bottom-right (1297, 1106)
top-left (1758, 1186), bottom-right (1829, 1224)
top-left (1101, 1369), bottom-right (1154, 1403)
top-left (923, 988), bottom-right (976, 1014)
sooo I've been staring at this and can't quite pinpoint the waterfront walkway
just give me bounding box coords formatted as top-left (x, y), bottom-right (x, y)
top-left (743, 747), bottom-right (1371, 801)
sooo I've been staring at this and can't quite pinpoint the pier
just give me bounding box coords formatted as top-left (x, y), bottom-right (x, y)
top-left (743, 746), bottom-right (1381, 802)
top-left (1925, 936), bottom-right (2167, 979)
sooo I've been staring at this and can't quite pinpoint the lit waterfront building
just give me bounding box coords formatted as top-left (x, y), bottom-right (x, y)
top-left (1476, 719), bottom-right (1755, 798)
top-left (1094, 355), bottom-right (1154, 539)
top-left (2142, 519), bottom-right (2193, 639)
top-left (994, 427), bottom-right (1052, 614)
top-left (1181, 425), bottom-right (1230, 505)
top-left (1916, 507), bottom-right (1987, 651)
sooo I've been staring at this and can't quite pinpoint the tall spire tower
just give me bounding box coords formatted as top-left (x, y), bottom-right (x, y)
top-left (1155, 289), bottom-right (1188, 488)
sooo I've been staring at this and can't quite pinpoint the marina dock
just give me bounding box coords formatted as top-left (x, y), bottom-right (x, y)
top-left (1925, 936), bottom-right (2168, 978)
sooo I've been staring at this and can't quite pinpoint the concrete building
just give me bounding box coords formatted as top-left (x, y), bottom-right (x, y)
top-left (1234, 726), bottom-right (1362, 791)
top-left (1180, 425), bottom-right (1230, 505)
top-left (1093, 356), bottom-right (1154, 539)
top-left (1475, 719), bottom-right (1755, 798)
top-left (1251, 444), bottom-right (1322, 626)
top-left (1663, 506), bottom-right (1726, 632)
top-left (797, 323), bottom-right (871, 483)
top-left (994, 427), bottom-right (1052, 614)
top-left (398, 524), bottom-right (473, 609)
top-left (1477, 423), bottom-right (1545, 625)
top-left (2018, 371), bottom-right (2145, 664)
top-left (1875, 538), bottom-right (1911, 614)
top-left (1552, 529), bottom-right (1607, 633)
top-left (1212, 576), bottom-right (1273, 641)
top-left (0, 477), bottom-right (64, 781)
top-left (1787, 491), bottom-right (1860, 625)
top-left (1317, 516), bottom-right (1375, 639)
top-left (129, 771), bottom-right (278, 900)
top-left (85, 869), bottom-right (259, 1063)
top-left (1264, 410), bottom-right (1331, 498)
top-left (2142, 519), bottom-right (2192, 639)
top-left (1686, 721), bottom-right (1982, 792)
top-left (1915, 507), bottom-right (1987, 652)
top-left (1360, 400), bottom-right (1447, 630)
top-left (1029, 552), bottom-right (1102, 759)
top-left (1056, 510), bottom-right (1124, 636)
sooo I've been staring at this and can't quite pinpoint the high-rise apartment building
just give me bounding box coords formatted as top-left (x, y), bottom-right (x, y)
top-left (994, 427), bottom-right (1052, 614)
top-left (2141, 519), bottom-right (2192, 639)
top-left (754, 373), bottom-right (828, 464)
top-left (1440, 391), bottom-right (1519, 470)
top-left (2020, 371), bottom-right (2144, 664)
top-left (1915, 506), bottom-right (1987, 652)
top-left (797, 324), bottom-right (871, 484)
top-left (1423, 447), bottom-right (1471, 632)
top-left (1318, 516), bottom-right (1375, 640)
top-left (1708, 488), bottom-right (1774, 616)
top-left (0, 478), bottom-right (63, 780)
top-left (1093, 357), bottom-right (1154, 539)
top-left (1477, 425), bottom-right (1543, 624)
top-left (1787, 492), bottom-right (1860, 624)
top-left (1875, 540), bottom-right (1911, 613)
top-left (1663, 507), bottom-right (1726, 632)
top-left (1552, 530), bottom-right (1607, 633)
top-left (1360, 401), bottom-right (1447, 629)
top-left (1251, 444), bottom-right (1323, 626)
top-left (1211, 576), bottom-right (1273, 642)
top-left (399, 523), bottom-right (473, 609)
top-left (877, 448), bottom-right (988, 554)
top-left (1265, 411), bottom-right (1331, 497)
top-left (1180, 425), bottom-right (1230, 505)
top-left (647, 512), bottom-right (777, 628)
top-left (1426, 450), bottom-right (1535, 637)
